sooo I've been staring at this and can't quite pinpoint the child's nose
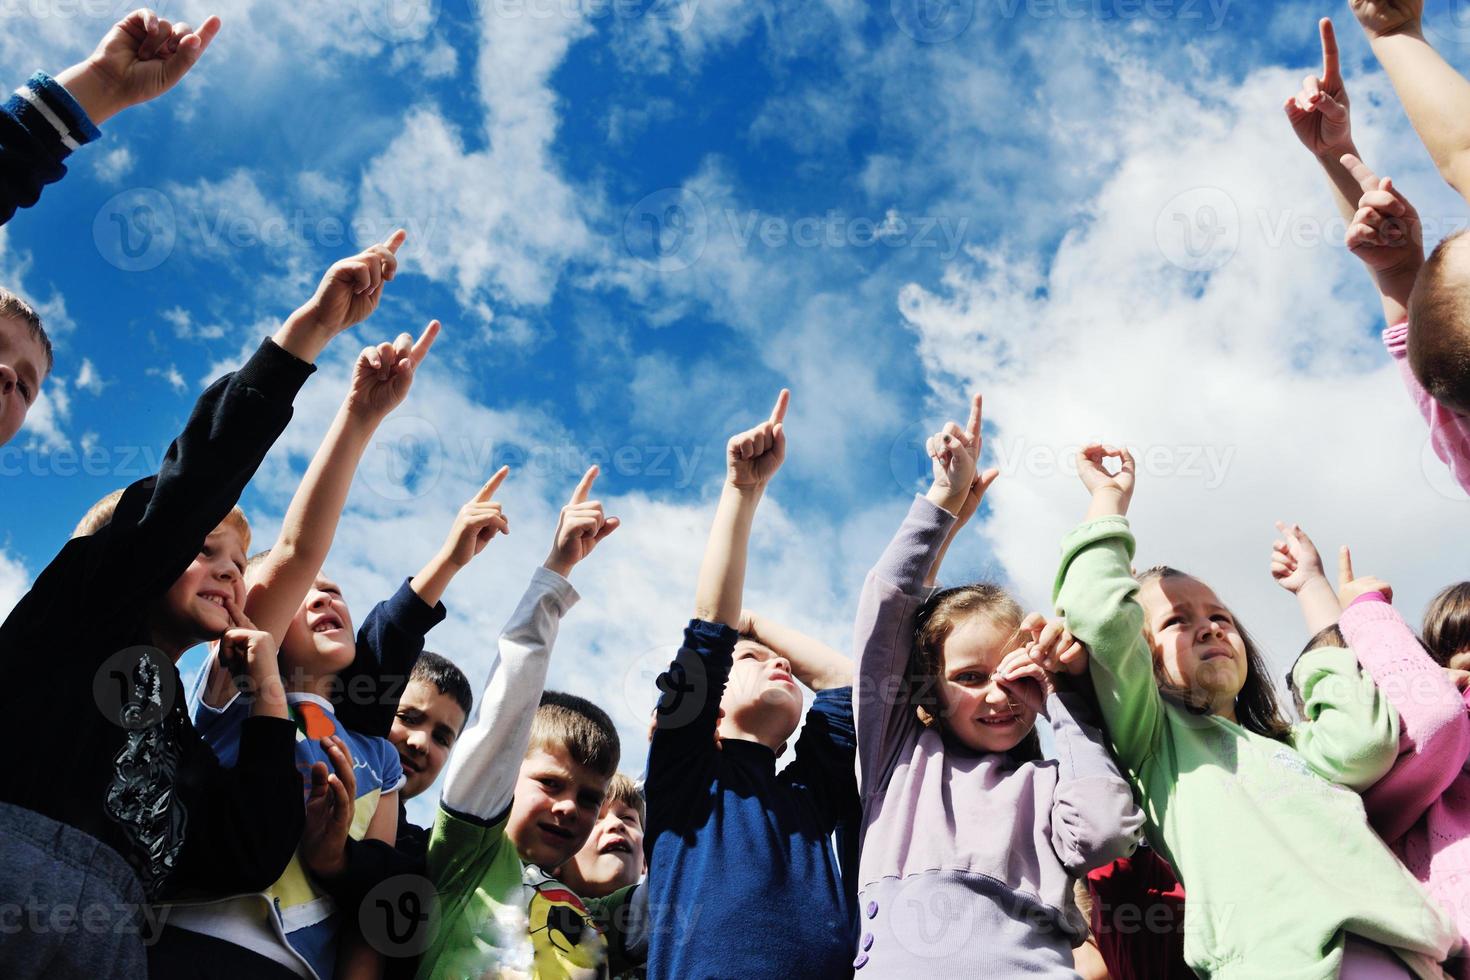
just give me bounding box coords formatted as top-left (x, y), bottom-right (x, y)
top-left (983, 683), bottom-right (1009, 705)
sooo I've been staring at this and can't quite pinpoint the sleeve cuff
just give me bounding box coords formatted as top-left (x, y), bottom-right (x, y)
top-left (1349, 591), bottom-right (1388, 608)
top-left (1384, 321), bottom-right (1410, 357)
top-left (529, 565), bottom-right (580, 614)
top-left (686, 618), bottom-right (739, 648)
top-left (26, 71), bottom-right (102, 144)
top-left (389, 577), bottom-right (448, 634)
top-left (232, 338), bottom-right (317, 405)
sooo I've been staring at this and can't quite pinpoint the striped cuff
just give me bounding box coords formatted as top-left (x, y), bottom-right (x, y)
top-left (11, 71), bottom-right (101, 153)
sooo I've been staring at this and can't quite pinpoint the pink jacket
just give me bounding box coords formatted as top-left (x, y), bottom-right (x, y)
top-left (1386, 321), bottom-right (1470, 496)
top-left (1342, 593), bottom-right (1470, 975)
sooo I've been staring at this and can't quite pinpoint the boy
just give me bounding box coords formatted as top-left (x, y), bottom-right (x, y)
top-left (645, 389), bottom-right (860, 980)
top-left (0, 288), bottom-right (50, 447)
top-left (4, 9), bottom-right (220, 224)
top-left (418, 466), bottom-right (648, 979)
top-left (0, 232), bottom-right (406, 973)
top-left (555, 774), bottom-right (645, 900)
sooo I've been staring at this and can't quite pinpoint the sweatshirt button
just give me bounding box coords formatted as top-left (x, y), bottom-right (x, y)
top-left (862, 933), bottom-right (874, 951)
top-left (865, 900), bottom-right (878, 919)
top-left (854, 953), bottom-right (869, 970)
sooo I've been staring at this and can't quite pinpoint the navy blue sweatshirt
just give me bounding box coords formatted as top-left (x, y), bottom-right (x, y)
top-left (0, 72), bottom-right (99, 225)
top-left (645, 620), bottom-right (859, 980)
top-left (334, 577), bottom-right (446, 738)
top-left (0, 338), bottom-right (312, 901)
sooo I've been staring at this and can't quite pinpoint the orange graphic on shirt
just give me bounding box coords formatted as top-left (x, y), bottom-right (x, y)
top-left (291, 701), bottom-right (337, 741)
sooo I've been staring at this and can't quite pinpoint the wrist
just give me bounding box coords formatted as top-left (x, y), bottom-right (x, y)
top-left (1085, 486), bottom-right (1129, 519)
top-left (723, 480), bottom-right (765, 503)
top-left (924, 483), bottom-right (968, 517)
top-left (543, 554), bottom-right (575, 579)
top-left (1368, 22), bottom-right (1425, 45)
top-left (273, 310), bottom-right (330, 365)
top-left (54, 60), bottom-right (124, 126)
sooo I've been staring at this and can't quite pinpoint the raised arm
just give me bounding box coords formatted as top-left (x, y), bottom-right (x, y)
top-left (1339, 551), bottom-right (1470, 841)
top-left (1053, 446), bottom-right (1164, 770)
top-left (1350, 0), bottom-right (1470, 201)
top-left (54, 10), bottom-right (221, 126)
top-left (1290, 640), bottom-right (1400, 790)
top-left (440, 468), bottom-right (613, 820)
top-left (740, 610), bottom-right (852, 691)
top-left (1270, 521), bottom-right (1348, 638)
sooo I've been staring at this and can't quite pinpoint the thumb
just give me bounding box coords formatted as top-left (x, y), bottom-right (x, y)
top-left (1338, 545), bottom-right (1355, 589)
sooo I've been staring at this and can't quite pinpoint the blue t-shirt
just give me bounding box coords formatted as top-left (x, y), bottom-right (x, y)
top-left (190, 674), bottom-right (404, 979)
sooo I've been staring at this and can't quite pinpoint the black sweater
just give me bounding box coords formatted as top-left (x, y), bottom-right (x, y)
top-left (0, 338), bottom-right (313, 901)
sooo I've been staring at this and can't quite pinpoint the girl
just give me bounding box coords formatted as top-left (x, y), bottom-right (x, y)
top-left (1275, 526), bottom-right (1470, 979)
top-left (1054, 444), bottom-right (1458, 979)
top-left (852, 395), bottom-right (1144, 978)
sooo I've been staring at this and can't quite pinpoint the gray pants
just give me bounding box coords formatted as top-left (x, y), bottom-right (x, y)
top-left (0, 801), bottom-right (148, 979)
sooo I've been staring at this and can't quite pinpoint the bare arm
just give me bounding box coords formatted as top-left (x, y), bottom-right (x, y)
top-left (740, 611), bottom-right (852, 691)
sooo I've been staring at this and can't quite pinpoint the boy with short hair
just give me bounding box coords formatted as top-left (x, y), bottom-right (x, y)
top-left (417, 466), bottom-right (648, 979)
top-left (0, 288), bottom-right (50, 447)
top-left (0, 233), bottom-right (403, 974)
top-left (644, 389), bottom-right (860, 980)
top-left (555, 774), bottom-right (644, 901)
top-left (3, 8), bottom-right (220, 224)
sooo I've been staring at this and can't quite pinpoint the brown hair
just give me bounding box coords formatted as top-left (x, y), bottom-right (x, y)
top-left (0, 287), bottom-right (52, 376)
top-left (1424, 582), bottom-right (1470, 668)
top-left (72, 488), bottom-right (250, 553)
top-left (1408, 230), bottom-right (1470, 415)
top-left (912, 583), bottom-right (1042, 761)
top-left (1137, 566), bottom-right (1292, 741)
top-left (530, 690), bottom-right (620, 780)
top-left (603, 772), bottom-right (645, 825)
top-left (1287, 625), bottom-right (1347, 717)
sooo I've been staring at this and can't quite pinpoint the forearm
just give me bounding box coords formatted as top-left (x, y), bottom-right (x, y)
top-left (247, 669), bottom-right (289, 721)
top-left (409, 549), bottom-right (461, 609)
top-left (249, 404), bottom-right (378, 642)
top-left (272, 309), bottom-right (336, 365)
top-left (1294, 576), bottom-right (1343, 636)
top-left (746, 613), bottom-right (852, 691)
top-left (925, 525), bottom-right (958, 589)
top-left (54, 60), bottom-right (126, 126)
top-left (693, 483), bottom-right (761, 627)
top-left (1371, 29), bottom-right (1470, 198)
top-left (1084, 487), bottom-right (1127, 522)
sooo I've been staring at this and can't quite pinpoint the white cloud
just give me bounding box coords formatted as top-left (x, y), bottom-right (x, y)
top-left (19, 380), bottom-right (69, 453)
top-left (146, 365), bottom-right (187, 394)
top-left (0, 546), bottom-right (28, 622)
top-left (162, 305), bottom-right (227, 341)
top-left (897, 57), bottom-right (1470, 676)
top-left (93, 146), bottom-right (135, 183)
top-left (74, 358), bottom-right (106, 396)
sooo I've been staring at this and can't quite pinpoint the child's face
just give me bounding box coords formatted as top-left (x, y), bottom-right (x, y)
top-left (935, 615), bottom-right (1039, 754)
top-left (508, 745), bottom-right (609, 873)
top-left (279, 573), bottom-right (356, 680)
top-left (557, 798), bottom-right (644, 899)
top-left (0, 317), bottom-right (46, 448)
top-left (717, 639), bottom-right (803, 750)
top-left (1139, 576), bottom-right (1248, 708)
top-left (157, 523), bottom-right (247, 649)
top-left (390, 679), bottom-right (466, 801)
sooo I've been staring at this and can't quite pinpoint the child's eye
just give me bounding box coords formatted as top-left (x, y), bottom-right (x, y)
top-left (1163, 616), bottom-right (1183, 629)
top-left (435, 733), bottom-right (451, 748)
top-left (17, 381), bottom-right (31, 403)
top-left (1211, 614), bottom-right (1233, 625)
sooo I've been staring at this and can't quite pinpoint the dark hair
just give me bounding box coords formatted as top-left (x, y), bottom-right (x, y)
top-left (912, 583), bottom-right (1042, 763)
top-left (1424, 582), bottom-right (1470, 668)
top-left (409, 650), bottom-right (473, 725)
top-left (1286, 625), bottom-right (1347, 717)
top-left (1408, 230), bottom-right (1470, 415)
top-left (1137, 566), bottom-right (1292, 741)
top-left (531, 690), bottom-right (620, 778)
top-left (0, 286), bottom-right (52, 375)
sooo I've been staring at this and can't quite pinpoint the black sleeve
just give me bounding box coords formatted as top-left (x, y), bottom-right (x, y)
top-left (779, 686), bottom-right (858, 832)
top-left (0, 73), bottom-right (99, 225)
top-left (166, 715), bottom-right (306, 897)
top-left (311, 835), bottom-right (427, 918)
top-left (334, 580), bottom-right (446, 738)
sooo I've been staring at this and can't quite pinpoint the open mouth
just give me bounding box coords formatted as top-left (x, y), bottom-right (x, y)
top-left (599, 837), bottom-right (632, 855)
top-left (311, 614), bottom-right (345, 635)
top-left (198, 591), bottom-right (229, 608)
top-left (769, 670), bottom-right (795, 686)
top-left (977, 714), bottom-right (1019, 727)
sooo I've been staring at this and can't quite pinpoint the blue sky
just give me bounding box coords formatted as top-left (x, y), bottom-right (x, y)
top-left (5, 0), bottom-right (1470, 822)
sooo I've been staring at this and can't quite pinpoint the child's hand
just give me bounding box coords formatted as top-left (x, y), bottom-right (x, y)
top-left (218, 594), bottom-right (280, 692)
top-left (1336, 545), bottom-right (1395, 607)
top-left (924, 393), bottom-right (999, 517)
top-left (1347, 0), bottom-right (1422, 40)
top-left (544, 466), bottom-right (620, 578)
top-left (994, 648), bottom-right (1054, 714)
top-left (440, 466), bottom-right (511, 568)
top-left (290, 231), bottom-right (407, 341)
top-left (1270, 521), bottom-right (1330, 594)
top-left (1077, 444), bottom-right (1136, 513)
top-left (55, 9), bottom-right (222, 125)
top-left (301, 735), bottom-right (357, 881)
top-left (1008, 612), bottom-right (1089, 677)
top-left (344, 320), bottom-right (440, 422)
top-left (726, 389), bottom-right (789, 492)
top-left (1284, 19), bottom-right (1353, 157)
top-left (1342, 154), bottom-right (1425, 283)
top-left (1445, 668), bottom-right (1470, 693)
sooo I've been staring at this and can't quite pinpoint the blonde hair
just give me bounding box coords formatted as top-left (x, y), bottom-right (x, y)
top-left (603, 773), bottom-right (645, 825)
top-left (72, 487), bottom-right (251, 553)
top-left (529, 690), bottom-right (620, 780)
top-left (0, 287), bottom-right (51, 375)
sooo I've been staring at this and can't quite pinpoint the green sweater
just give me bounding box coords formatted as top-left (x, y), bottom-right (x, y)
top-left (1053, 516), bottom-right (1457, 980)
